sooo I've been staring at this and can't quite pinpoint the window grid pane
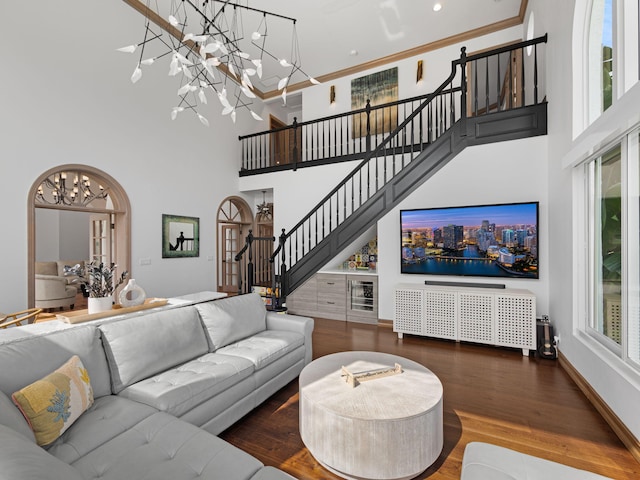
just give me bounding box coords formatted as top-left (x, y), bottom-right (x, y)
top-left (591, 144), bottom-right (622, 345)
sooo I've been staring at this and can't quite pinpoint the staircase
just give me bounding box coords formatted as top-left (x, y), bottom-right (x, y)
top-left (237, 36), bottom-right (548, 307)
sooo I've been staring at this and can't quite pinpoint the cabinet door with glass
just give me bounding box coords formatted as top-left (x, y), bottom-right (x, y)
top-left (347, 275), bottom-right (378, 324)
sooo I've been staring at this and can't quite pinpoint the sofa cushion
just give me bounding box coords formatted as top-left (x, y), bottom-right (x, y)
top-left (196, 293), bottom-right (267, 351)
top-left (70, 411), bottom-right (265, 480)
top-left (217, 330), bottom-right (304, 370)
top-left (0, 389), bottom-right (35, 442)
top-left (99, 306), bottom-right (209, 394)
top-left (0, 424), bottom-right (84, 480)
top-left (118, 353), bottom-right (255, 417)
top-left (0, 325), bottom-right (112, 399)
top-left (12, 355), bottom-right (94, 446)
top-left (47, 395), bottom-right (158, 464)
top-left (461, 442), bottom-right (613, 480)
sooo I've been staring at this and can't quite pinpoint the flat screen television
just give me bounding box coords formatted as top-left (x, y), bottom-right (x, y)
top-left (400, 201), bottom-right (539, 279)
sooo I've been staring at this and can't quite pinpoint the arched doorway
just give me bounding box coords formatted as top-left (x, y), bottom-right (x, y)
top-left (217, 196), bottom-right (253, 293)
top-left (27, 165), bottom-right (131, 308)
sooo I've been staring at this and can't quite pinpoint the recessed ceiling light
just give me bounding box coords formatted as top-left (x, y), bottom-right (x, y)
top-left (433, 3), bottom-right (442, 12)
top-left (349, 49), bottom-right (358, 56)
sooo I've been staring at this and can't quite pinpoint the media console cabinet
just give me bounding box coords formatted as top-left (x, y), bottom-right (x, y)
top-left (394, 284), bottom-right (536, 355)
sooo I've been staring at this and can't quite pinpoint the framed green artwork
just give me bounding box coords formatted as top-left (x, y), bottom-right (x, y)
top-left (162, 214), bottom-right (200, 258)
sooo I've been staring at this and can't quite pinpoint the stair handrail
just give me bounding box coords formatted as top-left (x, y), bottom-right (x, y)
top-left (238, 87), bottom-right (462, 141)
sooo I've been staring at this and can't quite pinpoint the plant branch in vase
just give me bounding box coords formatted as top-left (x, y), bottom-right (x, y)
top-left (77, 261), bottom-right (128, 314)
top-left (83, 261), bottom-right (128, 298)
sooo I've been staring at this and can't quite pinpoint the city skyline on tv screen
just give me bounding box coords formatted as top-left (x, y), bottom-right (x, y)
top-left (400, 202), bottom-right (539, 279)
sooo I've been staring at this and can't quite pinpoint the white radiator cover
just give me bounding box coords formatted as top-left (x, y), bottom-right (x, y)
top-left (394, 284), bottom-right (536, 355)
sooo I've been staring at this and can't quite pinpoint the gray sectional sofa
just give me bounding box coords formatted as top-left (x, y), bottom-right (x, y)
top-left (0, 293), bottom-right (313, 480)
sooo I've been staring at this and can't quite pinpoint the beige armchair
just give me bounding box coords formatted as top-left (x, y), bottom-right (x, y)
top-left (35, 274), bottom-right (76, 311)
top-left (35, 260), bottom-right (85, 292)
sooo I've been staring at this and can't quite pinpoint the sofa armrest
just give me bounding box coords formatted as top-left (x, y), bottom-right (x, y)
top-left (266, 312), bottom-right (314, 365)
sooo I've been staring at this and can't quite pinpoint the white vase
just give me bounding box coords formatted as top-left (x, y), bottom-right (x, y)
top-left (88, 296), bottom-right (113, 314)
top-left (118, 279), bottom-right (146, 307)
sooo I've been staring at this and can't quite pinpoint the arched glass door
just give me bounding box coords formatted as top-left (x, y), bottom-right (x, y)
top-left (217, 197), bottom-right (252, 293)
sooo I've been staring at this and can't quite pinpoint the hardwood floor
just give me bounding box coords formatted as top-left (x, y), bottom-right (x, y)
top-left (220, 318), bottom-right (640, 480)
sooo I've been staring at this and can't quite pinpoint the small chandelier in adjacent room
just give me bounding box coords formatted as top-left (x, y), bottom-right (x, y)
top-left (256, 191), bottom-right (273, 222)
top-left (118, 0), bottom-right (320, 126)
top-left (35, 171), bottom-right (110, 207)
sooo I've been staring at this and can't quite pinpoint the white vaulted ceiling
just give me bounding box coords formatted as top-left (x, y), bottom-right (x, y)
top-left (121, 0), bottom-right (526, 99)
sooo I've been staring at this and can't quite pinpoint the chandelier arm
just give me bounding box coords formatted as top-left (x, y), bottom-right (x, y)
top-left (184, 0), bottom-right (240, 52)
top-left (210, 0), bottom-right (297, 23)
top-left (209, 0), bottom-right (233, 25)
top-left (137, 22), bottom-right (151, 64)
top-left (123, 0), bottom-right (186, 47)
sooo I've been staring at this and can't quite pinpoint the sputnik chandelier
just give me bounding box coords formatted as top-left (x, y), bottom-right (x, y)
top-left (118, 0), bottom-right (319, 125)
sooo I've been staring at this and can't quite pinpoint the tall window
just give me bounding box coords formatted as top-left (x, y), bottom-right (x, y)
top-left (585, 127), bottom-right (640, 368)
top-left (588, 0), bottom-right (614, 123)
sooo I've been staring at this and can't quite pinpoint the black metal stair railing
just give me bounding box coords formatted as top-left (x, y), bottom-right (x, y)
top-left (236, 35), bottom-right (548, 306)
top-left (233, 230), bottom-right (275, 295)
top-left (239, 87), bottom-right (462, 175)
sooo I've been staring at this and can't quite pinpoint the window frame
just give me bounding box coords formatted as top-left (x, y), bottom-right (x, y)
top-left (582, 126), bottom-right (640, 371)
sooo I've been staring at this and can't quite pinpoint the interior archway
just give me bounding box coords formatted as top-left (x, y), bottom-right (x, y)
top-left (27, 164), bottom-right (131, 308)
top-left (216, 196), bottom-right (253, 293)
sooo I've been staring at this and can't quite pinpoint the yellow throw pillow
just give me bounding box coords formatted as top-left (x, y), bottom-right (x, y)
top-left (12, 355), bottom-right (93, 446)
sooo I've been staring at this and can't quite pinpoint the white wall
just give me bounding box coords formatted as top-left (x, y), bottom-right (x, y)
top-left (378, 136), bottom-right (549, 321)
top-left (35, 209), bottom-right (60, 262)
top-left (239, 161), bottom-right (359, 238)
top-left (35, 209), bottom-right (90, 262)
top-left (59, 211), bottom-right (91, 262)
top-left (1, 0), bottom-right (250, 312)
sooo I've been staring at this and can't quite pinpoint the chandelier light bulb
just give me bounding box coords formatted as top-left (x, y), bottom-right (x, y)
top-left (116, 45), bottom-right (137, 53)
top-left (198, 88), bottom-right (208, 104)
top-left (131, 66), bottom-right (142, 84)
top-left (171, 107), bottom-right (184, 120)
top-left (277, 76), bottom-right (289, 90)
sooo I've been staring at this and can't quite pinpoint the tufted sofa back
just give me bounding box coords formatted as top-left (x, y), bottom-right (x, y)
top-left (99, 306), bottom-right (209, 394)
top-left (0, 325), bottom-right (112, 399)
